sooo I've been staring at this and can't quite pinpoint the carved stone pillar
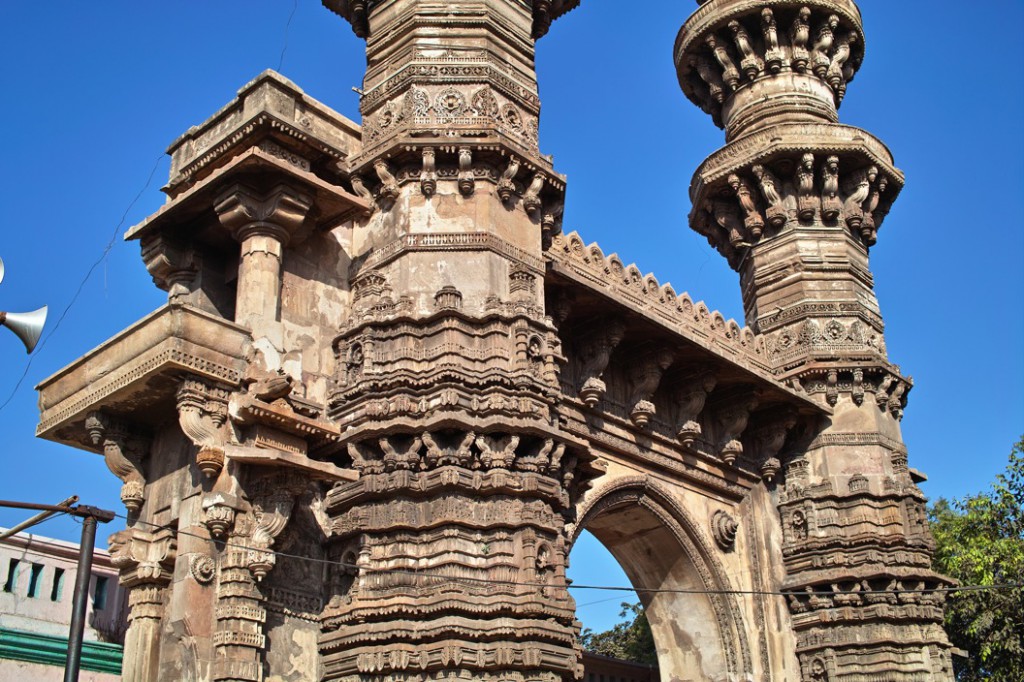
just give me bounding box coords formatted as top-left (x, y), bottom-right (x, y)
top-left (212, 473), bottom-right (302, 682)
top-left (108, 528), bottom-right (177, 682)
top-left (214, 183), bottom-right (313, 330)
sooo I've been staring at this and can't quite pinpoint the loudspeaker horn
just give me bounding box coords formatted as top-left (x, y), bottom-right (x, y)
top-left (1, 306), bottom-right (47, 354)
top-left (0, 256), bottom-right (5, 286)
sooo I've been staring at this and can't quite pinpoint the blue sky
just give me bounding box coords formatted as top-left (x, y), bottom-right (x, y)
top-left (0, 2), bottom-right (1021, 634)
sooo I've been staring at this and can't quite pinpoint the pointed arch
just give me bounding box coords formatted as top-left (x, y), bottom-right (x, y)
top-left (571, 475), bottom-right (753, 680)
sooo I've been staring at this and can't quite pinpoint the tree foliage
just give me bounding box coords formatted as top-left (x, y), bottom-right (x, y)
top-left (579, 602), bottom-right (657, 665)
top-left (928, 436), bottom-right (1024, 681)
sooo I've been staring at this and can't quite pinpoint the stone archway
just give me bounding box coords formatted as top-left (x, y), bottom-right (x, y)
top-left (571, 476), bottom-right (752, 682)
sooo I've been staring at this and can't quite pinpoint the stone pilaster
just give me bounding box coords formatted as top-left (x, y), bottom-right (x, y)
top-left (108, 528), bottom-right (177, 682)
top-left (676, 1), bottom-right (954, 678)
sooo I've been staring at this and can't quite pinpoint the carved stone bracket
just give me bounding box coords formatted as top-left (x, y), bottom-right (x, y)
top-left (672, 369), bottom-right (718, 447)
top-left (750, 409), bottom-right (798, 483)
top-left (140, 234), bottom-right (198, 303)
top-left (176, 375), bottom-right (231, 479)
top-left (84, 411), bottom-right (150, 514)
top-left (576, 318), bottom-right (626, 407)
top-left (108, 527), bottom-right (177, 589)
top-left (713, 389), bottom-right (759, 466)
top-left (244, 475), bottom-right (304, 581)
top-left (626, 347), bottom-right (675, 428)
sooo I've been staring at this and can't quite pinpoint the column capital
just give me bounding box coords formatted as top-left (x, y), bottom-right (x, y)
top-left (213, 183), bottom-right (314, 246)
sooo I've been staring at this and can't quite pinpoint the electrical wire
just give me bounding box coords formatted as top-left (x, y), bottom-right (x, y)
top-left (278, 0), bottom-right (299, 72)
top-left (0, 154), bottom-right (166, 414)
top-left (110, 510), bottom-right (1023, 599)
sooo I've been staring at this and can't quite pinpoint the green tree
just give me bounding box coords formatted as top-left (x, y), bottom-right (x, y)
top-left (579, 601), bottom-right (657, 665)
top-left (929, 436), bottom-right (1024, 681)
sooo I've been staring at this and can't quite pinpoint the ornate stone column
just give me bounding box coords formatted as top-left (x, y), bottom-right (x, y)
top-left (214, 183), bottom-right (313, 331)
top-left (676, 1), bottom-right (954, 678)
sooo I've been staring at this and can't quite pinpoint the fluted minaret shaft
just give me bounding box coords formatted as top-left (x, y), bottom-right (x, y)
top-left (678, 1), bottom-right (955, 679)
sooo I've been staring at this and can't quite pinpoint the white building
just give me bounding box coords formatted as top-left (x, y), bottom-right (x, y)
top-left (0, 529), bottom-right (127, 681)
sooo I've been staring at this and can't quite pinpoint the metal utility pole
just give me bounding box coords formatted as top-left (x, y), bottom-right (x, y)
top-left (0, 499), bottom-right (115, 682)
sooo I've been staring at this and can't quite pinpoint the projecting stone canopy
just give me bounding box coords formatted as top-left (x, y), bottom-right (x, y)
top-left (677, 0), bottom-right (865, 137)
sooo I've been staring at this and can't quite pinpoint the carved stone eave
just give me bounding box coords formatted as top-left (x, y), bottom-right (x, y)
top-left (230, 392), bottom-right (343, 456)
top-left (336, 411), bottom-right (588, 455)
top-left (678, 0), bottom-right (863, 59)
top-left (127, 146), bottom-right (370, 247)
top-left (36, 304), bottom-right (251, 450)
top-left (545, 237), bottom-right (827, 417)
top-left (226, 443), bottom-right (357, 482)
top-left (676, 0), bottom-right (865, 132)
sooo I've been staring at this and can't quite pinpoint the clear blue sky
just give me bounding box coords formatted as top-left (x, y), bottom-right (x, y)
top-left (1, 2), bottom-right (1021, 634)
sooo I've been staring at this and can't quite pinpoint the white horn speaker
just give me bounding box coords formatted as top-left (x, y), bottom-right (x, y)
top-left (1, 306), bottom-right (47, 354)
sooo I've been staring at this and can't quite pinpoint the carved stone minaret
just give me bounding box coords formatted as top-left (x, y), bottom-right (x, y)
top-left (320, 2), bottom-right (589, 681)
top-left (677, 1), bottom-right (955, 678)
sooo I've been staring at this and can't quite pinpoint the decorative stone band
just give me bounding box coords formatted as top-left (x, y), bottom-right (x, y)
top-left (677, 0), bottom-right (864, 134)
top-left (692, 123), bottom-right (901, 195)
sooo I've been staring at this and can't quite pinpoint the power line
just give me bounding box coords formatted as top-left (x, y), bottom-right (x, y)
top-left (0, 154), bottom-right (165, 414)
top-left (278, 0), bottom-right (299, 72)
top-left (112, 511), bottom-right (1023, 599)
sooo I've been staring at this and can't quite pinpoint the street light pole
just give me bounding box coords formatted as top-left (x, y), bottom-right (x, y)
top-left (0, 500), bottom-right (115, 682)
top-left (64, 512), bottom-right (99, 682)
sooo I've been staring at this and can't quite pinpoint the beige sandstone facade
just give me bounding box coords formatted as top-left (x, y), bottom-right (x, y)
top-left (35, 1), bottom-right (953, 680)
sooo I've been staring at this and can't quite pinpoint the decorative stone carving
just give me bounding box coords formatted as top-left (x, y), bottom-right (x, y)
top-left (420, 147), bottom-right (437, 196)
top-left (796, 152), bottom-right (819, 220)
top-left (673, 370), bottom-right (718, 447)
top-left (715, 391), bottom-right (758, 466)
top-left (140, 235), bottom-right (198, 303)
top-left (190, 554), bottom-right (216, 584)
top-left (458, 147), bottom-right (474, 196)
top-left (374, 159), bottom-right (399, 203)
top-left (729, 173), bottom-right (765, 240)
top-left (711, 510), bottom-right (739, 550)
top-left (752, 164), bottom-right (787, 228)
top-left (523, 172), bottom-right (545, 219)
top-left (85, 411), bottom-right (149, 514)
top-left (245, 476), bottom-right (302, 581)
top-left (497, 156), bottom-right (520, 203)
top-left (820, 155), bottom-right (842, 220)
top-left (627, 347), bottom-right (674, 428)
top-left (577, 318), bottom-right (626, 407)
top-left (176, 375), bottom-right (230, 478)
